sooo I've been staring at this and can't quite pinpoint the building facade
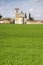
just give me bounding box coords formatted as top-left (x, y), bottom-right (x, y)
top-left (15, 8), bottom-right (25, 24)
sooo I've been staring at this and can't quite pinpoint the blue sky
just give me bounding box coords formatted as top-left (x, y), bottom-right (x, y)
top-left (0, 0), bottom-right (43, 20)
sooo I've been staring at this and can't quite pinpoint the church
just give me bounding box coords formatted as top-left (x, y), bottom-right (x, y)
top-left (15, 8), bottom-right (26, 24)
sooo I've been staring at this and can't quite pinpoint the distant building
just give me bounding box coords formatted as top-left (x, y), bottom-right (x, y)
top-left (0, 18), bottom-right (11, 24)
top-left (26, 19), bottom-right (43, 24)
top-left (0, 8), bottom-right (43, 24)
top-left (15, 8), bottom-right (25, 24)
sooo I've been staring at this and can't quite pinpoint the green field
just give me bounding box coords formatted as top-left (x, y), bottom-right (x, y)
top-left (0, 24), bottom-right (43, 65)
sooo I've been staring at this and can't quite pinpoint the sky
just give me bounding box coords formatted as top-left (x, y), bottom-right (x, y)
top-left (0, 0), bottom-right (43, 20)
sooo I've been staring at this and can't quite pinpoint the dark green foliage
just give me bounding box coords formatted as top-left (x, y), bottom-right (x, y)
top-left (25, 13), bottom-right (27, 18)
top-left (10, 20), bottom-right (15, 24)
top-left (0, 14), bottom-right (2, 19)
top-left (29, 13), bottom-right (34, 21)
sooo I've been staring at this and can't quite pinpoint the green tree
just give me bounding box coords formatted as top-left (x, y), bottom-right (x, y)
top-left (29, 13), bottom-right (34, 21)
top-left (0, 14), bottom-right (2, 19)
top-left (25, 13), bottom-right (27, 18)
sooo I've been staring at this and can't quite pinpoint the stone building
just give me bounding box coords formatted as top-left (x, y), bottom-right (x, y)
top-left (15, 8), bottom-right (25, 24)
top-left (26, 19), bottom-right (43, 24)
top-left (0, 18), bottom-right (11, 24)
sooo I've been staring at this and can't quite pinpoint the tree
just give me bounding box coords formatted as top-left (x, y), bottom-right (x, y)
top-left (0, 14), bottom-right (2, 19)
top-left (29, 13), bottom-right (31, 20)
top-left (25, 13), bottom-right (27, 18)
top-left (29, 13), bottom-right (34, 21)
top-left (23, 17), bottom-right (24, 24)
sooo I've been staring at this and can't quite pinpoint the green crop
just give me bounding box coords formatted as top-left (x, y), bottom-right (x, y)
top-left (0, 24), bottom-right (43, 65)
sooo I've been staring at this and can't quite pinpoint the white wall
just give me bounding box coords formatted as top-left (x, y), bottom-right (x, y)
top-left (15, 18), bottom-right (23, 24)
top-left (26, 21), bottom-right (43, 24)
top-left (0, 21), bottom-right (3, 23)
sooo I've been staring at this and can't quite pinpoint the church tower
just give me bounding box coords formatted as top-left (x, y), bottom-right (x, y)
top-left (15, 8), bottom-right (19, 23)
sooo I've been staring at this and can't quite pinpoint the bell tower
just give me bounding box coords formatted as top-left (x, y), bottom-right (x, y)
top-left (15, 8), bottom-right (19, 21)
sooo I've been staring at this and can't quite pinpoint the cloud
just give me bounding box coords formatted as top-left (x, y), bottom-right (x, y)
top-left (29, 8), bottom-right (34, 13)
top-left (35, 14), bottom-right (40, 17)
top-left (0, 0), bottom-right (43, 20)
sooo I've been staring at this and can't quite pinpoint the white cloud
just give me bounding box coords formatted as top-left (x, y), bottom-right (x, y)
top-left (29, 8), bottom-right (34, 13)
top-left (0, 0), bottom-right (43, 20)
top-left (36, 14), bottom-right (40, 17)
